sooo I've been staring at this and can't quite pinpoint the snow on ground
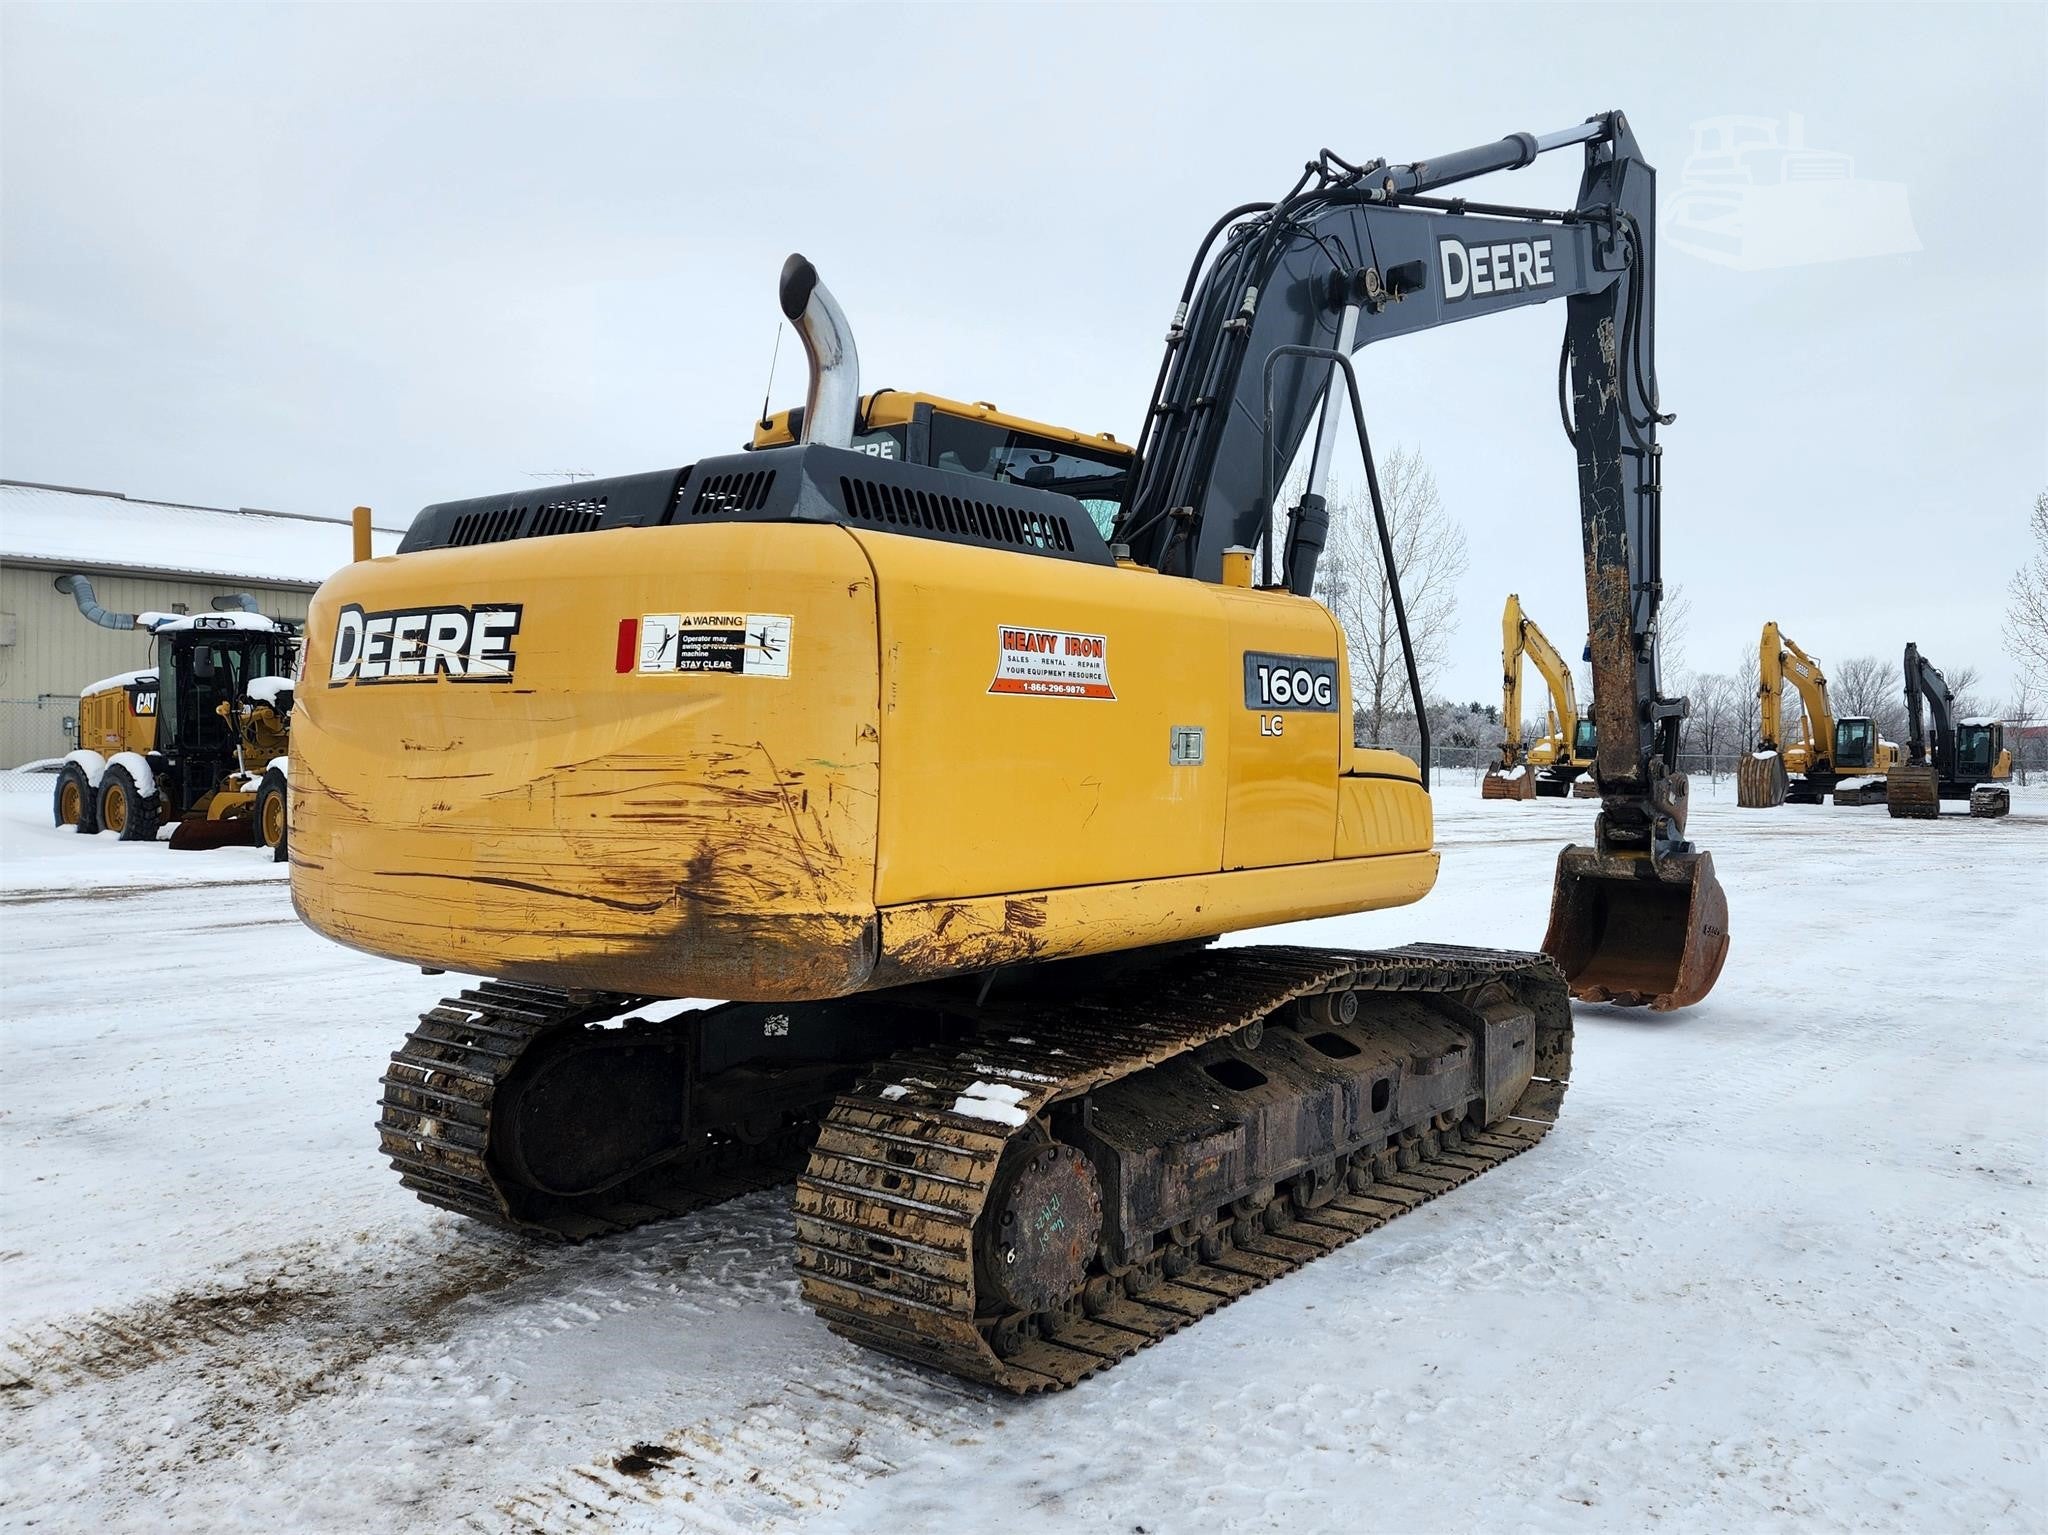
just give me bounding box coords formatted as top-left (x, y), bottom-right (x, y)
top-left (1, 777), bottom-right (2043, 1532)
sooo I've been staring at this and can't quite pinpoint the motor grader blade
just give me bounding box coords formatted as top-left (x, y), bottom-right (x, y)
top-left (1541, 845), bottom-right (1729, 1010)
top-left (167, 815), bottom-right (256, 851)
top-left (1481, 766), bottom-right (1536, 801)
top-left (1735, 751), bottom-right (1788, 809)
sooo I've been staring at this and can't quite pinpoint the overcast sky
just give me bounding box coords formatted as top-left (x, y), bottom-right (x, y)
top-left (4, 3), bottom-right (2043, 706)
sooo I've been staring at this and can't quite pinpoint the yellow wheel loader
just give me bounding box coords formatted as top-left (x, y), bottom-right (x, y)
top-left (53, 575), bottom-right (298, 854)
top-left (1481, 592), bottom-right (1597, 801)
top-left (294, 114), bottom-right (1729, 1392)
top-left (1735, 622), bottom-right (1897, 809)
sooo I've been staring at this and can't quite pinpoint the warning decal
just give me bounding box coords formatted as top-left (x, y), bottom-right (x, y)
top-left (639, 613), bottom-right (793, 678)
top-left (989, 625), bottom-right (1114, 700)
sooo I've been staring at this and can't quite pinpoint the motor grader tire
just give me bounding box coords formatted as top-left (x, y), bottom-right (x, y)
top-left (257, 766), bottom-right (289, 861)
top-left (98, 764), bottom-right (161, 843)
top-left (54, 763), bottom-right (100, 834)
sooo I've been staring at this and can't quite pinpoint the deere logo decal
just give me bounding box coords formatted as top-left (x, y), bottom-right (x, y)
top-left (1438, 236), bottom-right (1555, 300)
top-left (329, 603), bottom-right (523, 685)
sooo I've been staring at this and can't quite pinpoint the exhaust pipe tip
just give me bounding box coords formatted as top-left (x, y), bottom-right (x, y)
top-left (778, 253), bottom-right (820, 323)
top-left (777, 252), bottom-right (860, 450)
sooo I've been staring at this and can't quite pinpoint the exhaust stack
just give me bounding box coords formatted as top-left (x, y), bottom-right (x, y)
top-left (778, 253), bottom-right (860, 450)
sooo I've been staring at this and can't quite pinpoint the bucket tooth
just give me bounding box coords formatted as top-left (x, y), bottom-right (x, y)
top-left (1541, 845), bottom-right (1729, 1011)
top-left (1735, 752), bottom-right (1788, 809)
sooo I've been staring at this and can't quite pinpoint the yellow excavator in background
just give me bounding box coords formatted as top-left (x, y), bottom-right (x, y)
top-left (1482, 593), bottom-right (1598, 801)
top-left (291, 114), bottom-right (1728, 1394)
top-left (1736, 621), bottom-right (1896, 809)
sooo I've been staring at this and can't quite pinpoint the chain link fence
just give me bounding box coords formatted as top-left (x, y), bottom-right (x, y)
top-left (1400, 741), bottom-right (1749, 787)
top-left (1, 697), bottom-right (81, 790)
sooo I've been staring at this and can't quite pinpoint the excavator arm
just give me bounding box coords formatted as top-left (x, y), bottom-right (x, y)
top-left (1494, 595), bottom-right (1579, 764)
top-left (1521, 606), bottom-right (1583, 757)
top-left (1902, 641), bottom-right (1956, 776)
top-left (1119, 112), bottom-right (1725, 1009)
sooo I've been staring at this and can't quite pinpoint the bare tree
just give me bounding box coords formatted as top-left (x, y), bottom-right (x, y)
top-left (2006, 678), bottom-right (2044, 785)
top-left (1657, 582), bottom-right (1691, 688)
top-left (1830, 654), bottom-right (1908, 745)
top-left (1684, 670), bottom-right (1736, 766)
top-left (2006, 489), bottom-right (2048, 692)
top-left (1315, 448), bottom-right (1469, 746)
top-left (1944, 663), bottom-right (1988, 722)
top-left (1734, 643), bottom-right (1761, 750)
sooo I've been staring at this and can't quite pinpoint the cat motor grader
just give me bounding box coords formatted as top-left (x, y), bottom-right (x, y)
top-left (1481, 592), bottom-right (1598, 801)
top-left (52, 574), bottom-right (297, 854)
top-left (292, 111), bottom-right (1729, 1392)
top-left (1735, 621), bottom-right (1897, 809)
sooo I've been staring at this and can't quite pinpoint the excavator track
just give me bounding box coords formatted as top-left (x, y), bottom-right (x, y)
top-left (794, 943), bottom-right (1570, 1393)
top-left (379, 980), bottom-right (814, 1241)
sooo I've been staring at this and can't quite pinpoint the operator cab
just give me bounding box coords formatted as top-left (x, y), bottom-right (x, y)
top-left (1833, 716), bottom-right (1877, 771)
top-left (1955, 720), bottom-right (2002, 775)
top-left (1571, 716), bottom-right (1598, 762)
top-left (751, 392), bottom-right (1132, 541)
top-left (151, 616), bottom-right (297, 814)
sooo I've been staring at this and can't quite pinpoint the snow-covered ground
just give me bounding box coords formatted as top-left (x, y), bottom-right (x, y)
top-left (2, 777), bottom-right (2043, 1533)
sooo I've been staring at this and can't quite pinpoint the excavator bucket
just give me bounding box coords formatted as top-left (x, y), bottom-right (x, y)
top-left (1541, 845), bottom-right (1729, 1011)
top-left (1481, 766), bottom-right (1536, 801)
top-left (1735, 751), bottom-right (1788, 809)
top-left (168, 814), bottom-right (257, 851)
top-left (1885, 764), bottom-right (1939, 819)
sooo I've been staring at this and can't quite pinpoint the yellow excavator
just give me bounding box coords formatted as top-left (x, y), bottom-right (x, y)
top-left (1735, 621), bottom-right (1896, 809)
top-left (291, 114), bottom-right (1728, 1392)
top-left (1481, 593), bottom-right (1598, 801)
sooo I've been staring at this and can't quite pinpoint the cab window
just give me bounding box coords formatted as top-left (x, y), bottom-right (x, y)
top-left (927, 416), bottom-right (1129, 540)
top-left (1956, 725), bottom-right (1993, 771)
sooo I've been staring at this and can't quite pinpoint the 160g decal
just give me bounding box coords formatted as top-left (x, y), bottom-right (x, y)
top-left (1245, 651), bottom-right (1337, 736)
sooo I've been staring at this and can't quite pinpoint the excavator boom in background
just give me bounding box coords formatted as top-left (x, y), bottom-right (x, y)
top-left (1888, 642), bottom-right (2011, 819)
top-left (1736, 621), bottom-right (1895, 809)
top-left (292, 111), bottom-right (1728, 1392)
top-left (1482, 592), bottom-right (1597, 801)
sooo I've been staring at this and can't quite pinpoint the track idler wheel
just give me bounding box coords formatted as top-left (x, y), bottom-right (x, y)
top-left (975, 1136), bottom-right (1102, 1316)
top-left (1542, 845), bottom-right (1729, 1011)
top-left (1736, 751), bottom-right (1789, 809)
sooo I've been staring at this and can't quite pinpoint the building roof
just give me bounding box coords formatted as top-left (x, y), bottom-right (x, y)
top-left (0, 479), bottom-right (408, 588)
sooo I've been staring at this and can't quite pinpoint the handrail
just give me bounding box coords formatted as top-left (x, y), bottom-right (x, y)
top-left (1259, 343), bottom-right (1430, 786)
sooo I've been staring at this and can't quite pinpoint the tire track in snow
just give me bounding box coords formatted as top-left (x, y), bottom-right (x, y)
top-left (468, 1363), bottom-right (997, 1534)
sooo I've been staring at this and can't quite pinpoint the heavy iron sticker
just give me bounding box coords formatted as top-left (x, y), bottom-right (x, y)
top-left (625, 613), bottom-right (794, 678)
top-left (989, 625), bottom-right (1114, 700)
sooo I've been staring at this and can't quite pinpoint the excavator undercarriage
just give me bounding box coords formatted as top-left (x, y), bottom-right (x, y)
top-left (379, 944), bottom-right (1569, 1391)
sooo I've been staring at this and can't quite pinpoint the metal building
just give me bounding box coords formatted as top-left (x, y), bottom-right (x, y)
top-left (0, 480), bottom-right (403, 767)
